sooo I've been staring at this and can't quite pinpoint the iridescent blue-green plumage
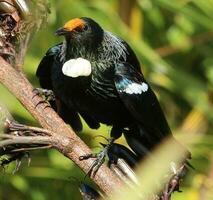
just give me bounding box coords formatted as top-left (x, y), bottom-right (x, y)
top-left (36, 17), bottom-right (184, 160)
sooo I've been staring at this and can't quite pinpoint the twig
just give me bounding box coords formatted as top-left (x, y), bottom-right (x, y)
top-left (0, 135), bottom-right (51, 146)
top-left (4, 119), bottom-right (53, 136)
top-left (9, 145), bottom-right (52, 152)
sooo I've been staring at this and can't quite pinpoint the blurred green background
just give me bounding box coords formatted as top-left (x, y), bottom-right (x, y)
top-left (0, 0), bottom-right (213, 199)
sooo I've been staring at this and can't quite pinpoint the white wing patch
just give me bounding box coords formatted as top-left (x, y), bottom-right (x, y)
top-left (122, 82), bottom-right (148, 94)
top-left (62, 58), bottom-right (92, 78)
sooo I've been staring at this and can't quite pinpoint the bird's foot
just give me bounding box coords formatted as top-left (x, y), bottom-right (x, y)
top-left (79, 138), bottom-right (114, 177)
top-left (33, 88), bottom-right (55, 108)
top-left (33, 88), bottom-right (55, 101)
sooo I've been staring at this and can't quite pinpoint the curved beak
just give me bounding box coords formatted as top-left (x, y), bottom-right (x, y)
top-left (55, 27), bottom-right (70, 36)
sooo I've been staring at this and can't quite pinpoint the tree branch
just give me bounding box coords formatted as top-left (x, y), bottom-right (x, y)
top-left (0, 56), bottom-right (123, 194)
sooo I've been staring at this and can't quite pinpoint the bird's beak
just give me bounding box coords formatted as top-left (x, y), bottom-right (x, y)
top-left (55, 27), bottom-right (70, 36)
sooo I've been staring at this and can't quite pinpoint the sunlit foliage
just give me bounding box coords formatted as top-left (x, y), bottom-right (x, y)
top-left (0, 0), bottom-right (213, 199)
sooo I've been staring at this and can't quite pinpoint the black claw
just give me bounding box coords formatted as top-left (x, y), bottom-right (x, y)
top-left (35, 100), bottom-right (48, 108)
top-left (91, 161), bottom-right (104, 176)
top-left (32, 88), bottom-right (40, 94)
top-left (79, 140), bottom-right (114, 176)
top-left (32, 89), bottom-right (40, 99)
top-left (32, 88), bottom-right (55, 106)
top-left (87, 155), bottom-right (105, 177)
top-left (80, 152), bottom-right (105, 176)
top-left (43, 104), bottom-right (51, 110)
top-left (79, 154), bottom-right (95, 160)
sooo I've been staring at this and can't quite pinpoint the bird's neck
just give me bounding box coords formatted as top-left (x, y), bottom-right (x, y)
top-left (60, 40), bottom-right (97, 62)
top-left (98, 31), bottom-right (128, 63)
top-left (60, 31), bottom-right (128, 64)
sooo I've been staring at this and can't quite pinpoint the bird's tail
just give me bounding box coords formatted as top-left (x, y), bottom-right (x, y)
top-left (123, 125), bottom-right (191, 163)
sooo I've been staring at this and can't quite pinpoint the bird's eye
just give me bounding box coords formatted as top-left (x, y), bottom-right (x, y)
top-left (83, 25), bottom-right (89, 31)
top-left (75, 25), bottom-right (88, 33)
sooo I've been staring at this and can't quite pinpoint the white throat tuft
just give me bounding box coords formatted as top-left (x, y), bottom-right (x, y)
top-left (62, 57), bottom-right (92, 78)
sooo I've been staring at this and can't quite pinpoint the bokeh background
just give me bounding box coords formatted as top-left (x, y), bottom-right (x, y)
top-left (0, 0), bottom-right (213, 199)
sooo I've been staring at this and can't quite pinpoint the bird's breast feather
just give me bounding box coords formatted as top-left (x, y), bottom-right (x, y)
top-left (62, 57), bottom-right (92, 78)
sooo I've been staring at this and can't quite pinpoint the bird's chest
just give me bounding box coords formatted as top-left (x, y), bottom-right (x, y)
top-left (51, 59), bottom-right (118, 111)
top-left (51, 59), bottom-right (90, 103)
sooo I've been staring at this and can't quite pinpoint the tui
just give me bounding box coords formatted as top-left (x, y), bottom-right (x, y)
top-left (36, 17), bottom-right (189, 170)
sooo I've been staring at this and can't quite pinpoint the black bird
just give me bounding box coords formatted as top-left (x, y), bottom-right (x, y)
top-left (36, 17), bottom-right (189, 167)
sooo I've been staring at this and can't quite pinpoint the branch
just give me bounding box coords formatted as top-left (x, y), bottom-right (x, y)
top-left (0, 56), bottom-right (123, 194)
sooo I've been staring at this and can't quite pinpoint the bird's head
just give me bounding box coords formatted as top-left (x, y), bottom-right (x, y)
top-left (55, 17), bottom-right (104, 48)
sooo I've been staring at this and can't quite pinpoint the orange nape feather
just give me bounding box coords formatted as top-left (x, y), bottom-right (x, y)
top-left (63, 18), bottom-right (85, 31)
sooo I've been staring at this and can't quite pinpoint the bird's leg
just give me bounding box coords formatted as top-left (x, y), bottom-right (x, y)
top-left (33, 88), bottom-right (55, 108)
top-left (79, 126), bottom-right (123, 176)
top-left (79, 126), bottom-right (123, 175)
top-left (33, 88), bottom-right (55, 101)
top-left (79, 137), bottom-right (115, 177)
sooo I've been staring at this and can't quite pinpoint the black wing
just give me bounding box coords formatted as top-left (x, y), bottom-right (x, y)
top-left (36, 44), bottom-right (62, 113)
top-left (114, 63), bottom-right (171, 140)
top-left (36, 44), bottom-right (82, 132)
top-left (36, 44), bottom-right (62, 89)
